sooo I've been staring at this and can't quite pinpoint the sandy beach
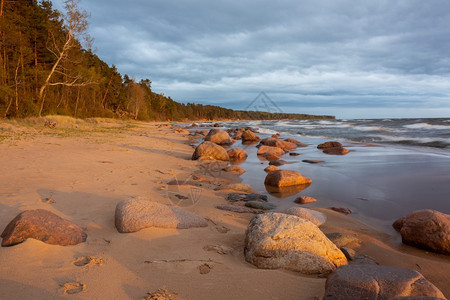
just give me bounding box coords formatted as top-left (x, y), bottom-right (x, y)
top-left (0, 117), bottom-right (449, 299)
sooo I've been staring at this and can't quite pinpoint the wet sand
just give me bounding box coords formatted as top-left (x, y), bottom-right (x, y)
top-left (0, 118), bottom-right (449, 299)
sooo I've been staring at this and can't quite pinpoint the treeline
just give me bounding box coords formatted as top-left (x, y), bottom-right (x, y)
top-left (0, 0), bottom-right (334, 121)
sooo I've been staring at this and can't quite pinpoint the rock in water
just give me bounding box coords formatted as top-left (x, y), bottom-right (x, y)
top-left (264, 170), bottom-right (312, 187)
top-left (393, 209), bottom-right (450, 255)
top-left (257, 145), bottom-right (285, 156)
top-left (264, 165), bottom-right (279, 173)
top-left (323, 264), bottom-right (446, 300)
top-left (222, 165), bottom-right (246, 175)
top-left (323, 147), bottom-right (350, 155)
top-left (283, 207), bottom-right (326, 226)
top-left (192, 141), bottom-right (229, 161)
top-left (115, 199), bottom-right (207, 233)
top-left (204, 129), bottom-right (233, 145)
top-left (227, 148), bottom-right (248, 161)
top-left (1, 209), bottom-right (87, 247)
top-left (294, 195), bottom-right (317, 204)
top-left (317, 141), bottom-right (343, 149)
top-left (244, 213), bottom-right (347, 274)
top-left (241, 130), bottom-right (260, 142)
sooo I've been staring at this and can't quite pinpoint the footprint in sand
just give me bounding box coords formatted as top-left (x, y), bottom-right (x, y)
top-left (198, 263), bottom-right (213, 274)
top-left (62, 282), bottom-right (86, 294)
top-left (72, 256), bottom-right (103, 267)
top-left (203, 244), bottom-right (233, 255)
top-left (215, 225), bottom-right (230, 233)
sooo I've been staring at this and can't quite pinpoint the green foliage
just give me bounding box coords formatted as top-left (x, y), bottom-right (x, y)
top-left (0, 1), bottom-right (334, 121)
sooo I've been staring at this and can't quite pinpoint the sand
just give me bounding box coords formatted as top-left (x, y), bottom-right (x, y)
top-left (0, 117), bottom-right (449, 299)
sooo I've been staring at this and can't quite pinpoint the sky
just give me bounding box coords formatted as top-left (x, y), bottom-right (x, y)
top-left (52, 0), bottom-right (450, 119)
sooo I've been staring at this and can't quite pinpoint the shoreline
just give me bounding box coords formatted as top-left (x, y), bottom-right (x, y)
top-left (0, 117), bottom-right (449, 299)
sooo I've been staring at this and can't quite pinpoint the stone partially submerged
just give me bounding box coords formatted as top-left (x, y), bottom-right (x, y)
top-left (1, 209), bottom-right (87, 247)
top-left (264, 170), bottom-right (312, 187)
top-left (204, 129), bottom-right (233, 145)
top-left (244, 213), bottom-right (347, 274)
top-left (192, 141), bottom-right (229, 161)
top-left (115, 199), bottom-right (207, 233)
top-left (323, 264), bottom-right (446, 300)
top-left (393, 209), bottom-right (450, 255)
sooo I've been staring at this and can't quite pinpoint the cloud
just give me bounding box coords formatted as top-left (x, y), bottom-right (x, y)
top-left (52, 0), bottom-right (450, 118)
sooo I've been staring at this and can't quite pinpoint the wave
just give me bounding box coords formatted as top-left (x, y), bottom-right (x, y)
top-left (403, 123), bottom-right (450, 130)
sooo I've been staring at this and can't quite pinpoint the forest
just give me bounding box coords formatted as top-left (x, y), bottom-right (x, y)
top-left (0, 0), bottom-right (334, 121)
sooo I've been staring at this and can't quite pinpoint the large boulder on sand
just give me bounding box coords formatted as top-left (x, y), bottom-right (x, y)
top-left (264, 170), bottom-right (312, 187)
top-left (393, 209), bottom-right (450, 255)
top-left (1, 209), bottom-right (87, 247)
top-left (257, 145), bottom-right (284, 156)
top-left (323, 264), bottom-right (446, 300)
top-left (204, 129), bottom-right (233, 145)
top-left (241, 130), bottom-right (260, 142)
top-left (244, 213), bottom-right (347, 274)
top-left (115, 199), bottom-right (207, 233)
top-left (227, 148), bottom-right (248, 161)
top-left (192, 141), bottom-right (229, 161)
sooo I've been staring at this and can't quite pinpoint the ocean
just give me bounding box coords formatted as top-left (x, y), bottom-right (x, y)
top-left (227, 118), bottom-right (450, 153)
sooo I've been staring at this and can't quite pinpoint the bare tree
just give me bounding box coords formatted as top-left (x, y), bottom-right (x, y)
top-left (38, 0), bottom-right (94, 116)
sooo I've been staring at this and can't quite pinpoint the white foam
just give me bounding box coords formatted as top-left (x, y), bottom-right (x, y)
top-left (403, 123), bottom-right (450, 130)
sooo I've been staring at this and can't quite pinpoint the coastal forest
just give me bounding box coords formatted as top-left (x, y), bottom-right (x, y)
top-left (0, 0), bottom-right (333, 121)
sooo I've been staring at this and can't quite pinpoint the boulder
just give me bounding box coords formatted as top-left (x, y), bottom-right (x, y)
top-left (259, 138), bottom-right (297, 151)
top-left (204, 129), bottom-right (233, 145)
top-left (318, 141), bottom-right (343, 149)
top-left (227, 193), bottom-right (268, 202)
top-left (325, 232), bottom-right (361, 248)
top-left (284, 138), bottom-right (307, 147)
top-left (244, 213), bottom-right (347, 274)
top-left (264, 170), bottom-right (312, 187)
top-left (262, 153), bottom-right (281, 161)
top-left (323, 264), bottom-right (446, 300)
top-left (323, 147), bottom-right (350, 155)
top-left (330, 207), bottom-right (353, 215)
top-left (227, 148), bottom-right (248, 161)
top-left (257, 145), bottom-right (284, 156)
top-left (283, 207), bottom-right (326, 226)
top-left (1, 209), bottom-right (87, 247)
top-left (245, 201), bottom-right (276, 210)
top-left (233, 131), bottom-right (243, 140)
top-left (115, 199), bottom-right (207, 233)
top-left (302, 160), bottom-right (325, 164)
top-left (269, 159), bottom-right (288, 166)
top-left (393, 210), bottom-right (450, 255)
top-left (264, 165), bottom-right (279, 173)
top-left (192, 141), bottom-right (229, 161)
top-left (216, 205), bottom-right (257, 214)
top-left (241, 130), bottom-right (260, 142)
top-left (294, 195), bottom-right (317, 204)
top-left (222, 165), bottom-right (246, 175)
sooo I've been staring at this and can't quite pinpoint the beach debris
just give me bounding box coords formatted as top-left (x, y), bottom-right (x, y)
top-left (216, 204), bottom-right (258, 213)
top-left (241, 130), bottom-right (261, 142)
top-left (41, 197), bottom-right (56, 204)
top-left (244, 213), bottom-right (347, 274)
top-left (62, 282), bottom-right (86, 294)
top-left (191, 141), bottom-right (229, 161)
top-left (245, 201), bottom-right (276, 210)
top-left (283, 207), bottom-right (326, 226)
top-left (226, 148), bottom-right (248, 161)
top-left (264, 170), bottom-right (312, 187)
top-left (204, 129), bottom-right (233, 145)
top-left (325, 232), bottom-right (361, 248)
top-left (72, 256), bottom-right (103, 267)
top-left (323, 147), bottom-right (350, 155)
top-left (317, 141), bottom-right (343, 149)
top-left (323, 264), bottom-right (446, 300)
top-left (257, 145), bottom-right (284, 156)
top-left (1, 209), bottom-right (87, 247)
top-left (393, 209), bottom-right (450, 255)
top-left (222, 165), bottom-right (246, 175)
top-left (198, 262), bottom-right (214, 274)
top-left (214, 183), bottom-right (254, 193)
top-left (114, 199), bottom-right (207, 233)
top-left (294, 195), bottom-right (317, 204)
top-left (226, 193), bottom-right (268, 202)
top-left (330, 207), bottom-right (353, 215)
top-left (145, 289), bottom-right (180, 300)
top-left (302, 160), bottom-right (325, 164)
top-left (264, 165), bottom-right (279, 172)
top-left (203, 244), bottom-right (233, 255)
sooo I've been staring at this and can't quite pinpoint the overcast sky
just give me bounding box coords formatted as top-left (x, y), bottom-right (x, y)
top-left (53, 0), bottom-right (450, 119)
